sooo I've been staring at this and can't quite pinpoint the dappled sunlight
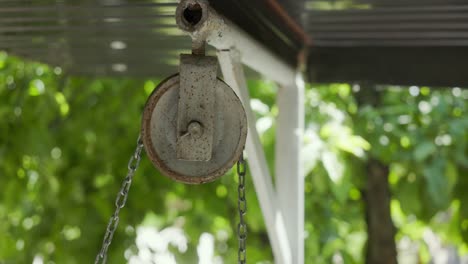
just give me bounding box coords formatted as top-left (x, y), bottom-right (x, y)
top-left (197, 233), bottom-right (223, 264)
top-left (127, 226), bottom-right (187, 263)
top-left (126, 226), bottom-right (224, 264)
top-left (0, 52), bottom-right (467, 263)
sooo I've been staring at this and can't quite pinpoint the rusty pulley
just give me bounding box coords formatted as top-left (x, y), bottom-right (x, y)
top-left (141, 60), bottom-right (247, 184)
top-left (141, 4), bottom-right (247, 183)
top-left (95, 2), bottom-right (249, 263)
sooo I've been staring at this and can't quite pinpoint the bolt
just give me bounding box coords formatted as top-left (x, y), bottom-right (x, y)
top-left (176, 0), bottom-right (207, 32)
top-left (183, 3), bottom-right (203, 26)
top-left (187, 121), bottom-right (203, 138)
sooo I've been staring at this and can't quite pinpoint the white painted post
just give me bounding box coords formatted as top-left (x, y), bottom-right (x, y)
top-left (177, 1), bottom-right (305, 262)
top-left (275, 73), bottom-right (305, 264)
top-left (217, 49), bottom-right (292, 264)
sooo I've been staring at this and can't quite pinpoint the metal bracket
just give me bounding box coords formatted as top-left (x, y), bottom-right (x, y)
top-left (176, 54), bottom-right (218, 161)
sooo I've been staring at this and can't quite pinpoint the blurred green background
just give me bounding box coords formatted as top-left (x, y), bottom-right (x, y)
top-left (0, 51), bottom-right (467, 263)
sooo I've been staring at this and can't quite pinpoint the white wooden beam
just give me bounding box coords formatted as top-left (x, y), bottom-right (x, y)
top-left (276, 74), bottom-right (305, 264)
top-left (217, 49), bottom-right (292, 264)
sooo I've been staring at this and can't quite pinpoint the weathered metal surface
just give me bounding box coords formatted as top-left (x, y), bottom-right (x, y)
top-left (176, 0), bottom-right (209, 33)
top-left (175, 0), bottom-right (297, 86)
top-left (176, 54), bottom-right (217, 161)
top-left (141, 74), bottom-right (247, 184)
top-left (175, 0), bottom-right (209, 54)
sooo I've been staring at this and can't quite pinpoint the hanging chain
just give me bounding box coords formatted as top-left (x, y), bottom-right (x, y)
top-left (237, 152), bottom-right (247, 264)
top-left (94, 135), bottom-right (144, 264)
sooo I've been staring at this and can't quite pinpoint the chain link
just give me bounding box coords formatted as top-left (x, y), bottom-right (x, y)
top-left (94, 135), bottom-right (246, 263)
top-left (237, 152), bottom-right (247, 264)
top-left (94, 135), bottom-right (144, 264)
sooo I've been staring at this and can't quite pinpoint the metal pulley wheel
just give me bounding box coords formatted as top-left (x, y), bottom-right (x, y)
top-left (95, 2), bottom-right (249, 263)
top-left (141, 55), bottom-right (247, 184)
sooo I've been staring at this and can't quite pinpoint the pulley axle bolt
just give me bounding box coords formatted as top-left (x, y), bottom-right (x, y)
top-left (187, 121), bottom-right (203, 138)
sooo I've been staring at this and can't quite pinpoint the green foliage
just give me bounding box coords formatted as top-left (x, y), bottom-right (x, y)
top-left (0, 52), bottom-right (467, 263)
top-left (302, 83), bottom-right (368, 263)
top-left (354, 85), bottom-right (468, 254)
top-left (301, 83), bottom-right (468, 262)
top-left (0, 53), bottom-right (272, 263)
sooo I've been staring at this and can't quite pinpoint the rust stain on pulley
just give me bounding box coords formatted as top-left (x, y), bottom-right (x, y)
top-left (141, 74), bottom-right (247, 184)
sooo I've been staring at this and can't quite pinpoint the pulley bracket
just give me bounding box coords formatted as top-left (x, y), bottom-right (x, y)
top-left (176, 54), bottom-right (217, 161)
top-left (141, 0), bottom-right (247, 184)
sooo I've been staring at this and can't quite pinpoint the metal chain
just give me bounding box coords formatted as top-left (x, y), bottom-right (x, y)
top-left (237, 152), bottom-right (247, 264)
top-left (94, 135), bottom-right (144, 264)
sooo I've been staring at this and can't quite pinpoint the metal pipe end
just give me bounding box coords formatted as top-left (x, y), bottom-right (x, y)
top-left (176, 0), bottom-right (209, 33)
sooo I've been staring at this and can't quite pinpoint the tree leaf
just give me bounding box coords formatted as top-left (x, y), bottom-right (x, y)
top-left (413, 141), bottom-right (436, 161)
top-left (423, 158), bottom-right (450, 209)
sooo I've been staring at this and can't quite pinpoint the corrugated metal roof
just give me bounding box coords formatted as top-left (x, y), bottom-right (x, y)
top-left (305, 2), bottom-right (468, 46)
top-left (302, 0), bottom-right (468, 86)
top-left (0, 1), bottom-right (188, 76)
top-left (0, 0), bottom-right (302, 77)
top-left (1, 0), bottom-right (468, 86)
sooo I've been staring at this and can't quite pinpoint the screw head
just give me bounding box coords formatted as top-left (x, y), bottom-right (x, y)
top-left (188, 121), bottom-right (203, 138)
